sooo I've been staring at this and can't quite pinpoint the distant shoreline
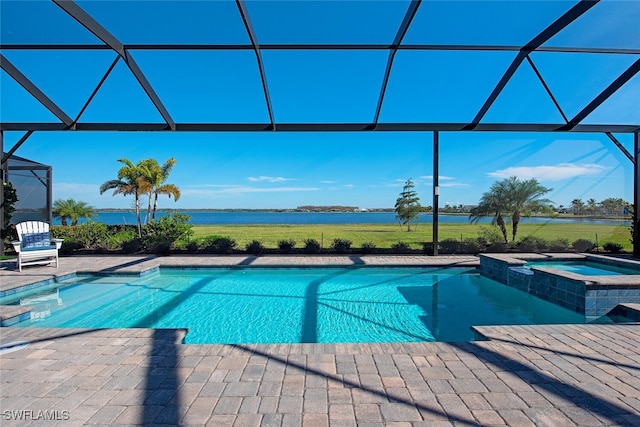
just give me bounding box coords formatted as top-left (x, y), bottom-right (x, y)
top-left (91, 208), bottom-right (630, 221)
top-left (95, 208), bottom-right (397, 213)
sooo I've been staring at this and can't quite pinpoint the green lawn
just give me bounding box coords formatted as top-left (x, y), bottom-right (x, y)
top-left (191, 222), bottom-right (632, 251)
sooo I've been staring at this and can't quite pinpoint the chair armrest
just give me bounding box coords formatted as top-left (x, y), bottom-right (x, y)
top-left (51, 238), bottom-right (64, 250)
top-left (11, 240), bottom-right (21, 253)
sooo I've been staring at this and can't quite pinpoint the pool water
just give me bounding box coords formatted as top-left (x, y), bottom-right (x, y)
top-left (525, 261), bottom-right (640, 276)
top-left (5, 267), bottom-right (593, 344)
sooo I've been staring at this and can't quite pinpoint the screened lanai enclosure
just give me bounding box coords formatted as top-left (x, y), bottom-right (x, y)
top-left (1, 153), bottom-right (52, 224)
top-left (1, 0), bottom-right (639, 255)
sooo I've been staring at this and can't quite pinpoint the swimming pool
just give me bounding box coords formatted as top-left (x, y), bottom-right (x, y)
top-left (4, 267), bottom-right (594, 344)
top-left (525, 261), bottom-right (640, 276)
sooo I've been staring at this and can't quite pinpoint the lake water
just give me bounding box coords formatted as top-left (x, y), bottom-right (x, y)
top-left (52, 211), bottom-right (629, 226)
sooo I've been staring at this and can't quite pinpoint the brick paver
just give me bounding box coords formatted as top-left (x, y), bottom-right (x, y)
top-left (1, 256), bottom-right (640, 425)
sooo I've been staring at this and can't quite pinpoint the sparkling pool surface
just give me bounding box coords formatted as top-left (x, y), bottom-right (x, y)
top-left (525, 261), bottom-right (640, 276)
top-left (5, 267), bottom-right (595, 344)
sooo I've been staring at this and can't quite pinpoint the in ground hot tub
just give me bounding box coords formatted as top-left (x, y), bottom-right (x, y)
top-left (480, 254), bottom-right (640, 316)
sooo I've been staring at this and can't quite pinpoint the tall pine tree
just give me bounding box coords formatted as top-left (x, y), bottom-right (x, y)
top-left (395, 179), bottom-right (422, 231)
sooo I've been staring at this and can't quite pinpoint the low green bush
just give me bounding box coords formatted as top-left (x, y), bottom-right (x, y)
top-left (439, 238), bottom-right (480, 254)
top-left (59, 241), bottom-right (83, 255)
top-left (202, 236), bottom-right (237, 254)
top-left (477, 226), bottom-right (506, 246)
top-left (246, 240), bottom-right (265, 255)
top-left (141, 212), bottom-right (193, 254)
top-left (330, 238), bottom-right (352, 254)
top-left (572, 238), bottom-right (595, 253)
top-left (121, 238), bottom-right (143, 254)
top-left (391, 241), bottom-right (411, 254)
top-left (603, 242), bottom-right (624, 253)
top-left (185, 240), bottom-right (199, 253)
top-left (516, 236), bottom-right (548, 252)
top-left (439, 238), bottom-right (461, 254)
top-left (51, 221), bottom-right (112, 252)
top-left (278, 239), bottom-right (296, 254)
top-left (109, 229), bottom-right (137, 251)
top-left (484, 243), bottom-right (509, 253)
top-left (200, 235), bottom-right (219, 251)
top-left (303, 238), bottom-right (321, 254)
top-left (360, 241), bottom-right (377, 254)
top-left (547, 238), bottom-right (570, 252)
top-left (460, 239), bottom-right (481, 254)
top-left (422, 242), bottom-right (434, 254)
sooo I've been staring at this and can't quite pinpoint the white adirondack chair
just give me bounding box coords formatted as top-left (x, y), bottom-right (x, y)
top-left (11, 221), bottom-right (64, 272)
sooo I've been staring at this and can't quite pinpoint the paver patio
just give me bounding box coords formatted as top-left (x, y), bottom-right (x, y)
top-left (1, 256), bottom-right (640, 426)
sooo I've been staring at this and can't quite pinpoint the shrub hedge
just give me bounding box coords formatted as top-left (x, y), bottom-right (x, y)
top-left (45, 221), bottom-right (624, 255)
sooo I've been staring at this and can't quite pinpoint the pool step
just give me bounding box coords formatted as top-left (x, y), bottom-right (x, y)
top-left (607, 303), bottom-right (640, 321)
top-left (0, 305), bottom-right (34, 326)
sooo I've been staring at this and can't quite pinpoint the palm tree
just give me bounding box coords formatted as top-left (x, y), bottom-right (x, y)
top-left (469, 180), bottom-right (509, 243)
top-left (600, 199), bottom-right (611, 215)
top-left (100, 158), bottom-right (144, 236)
top-left (52, 198), bottom-right (72, 226)
top-left (587, 198), bottom-right (598, 215)
top-left (53, 199), bottom-right (95, 226)
top-left (600, 197), bottom-right (626, 216)
top-left (571, 199), bottom-right (584, 215)
top-left (138, 157), bottom-right (181, 221)
top-left (502, 176), bottom-right (553, 241)
top-left (469, 176), bottom-right (552, 243)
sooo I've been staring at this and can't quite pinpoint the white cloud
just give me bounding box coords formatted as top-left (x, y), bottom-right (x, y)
top-left (321, 180), bottom-right (336, 184)
top-left (248, 176), bottom-right (292, 183)
top-left (440, 182), bottom-right (470, 188)
top-left (488, 163), bottom-right (608, 181)
top-left (54, 183), bottom-right (101, 194)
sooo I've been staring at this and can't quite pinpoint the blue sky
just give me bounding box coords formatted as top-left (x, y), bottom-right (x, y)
top-left (1, 1), bottom-right (638, 210)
